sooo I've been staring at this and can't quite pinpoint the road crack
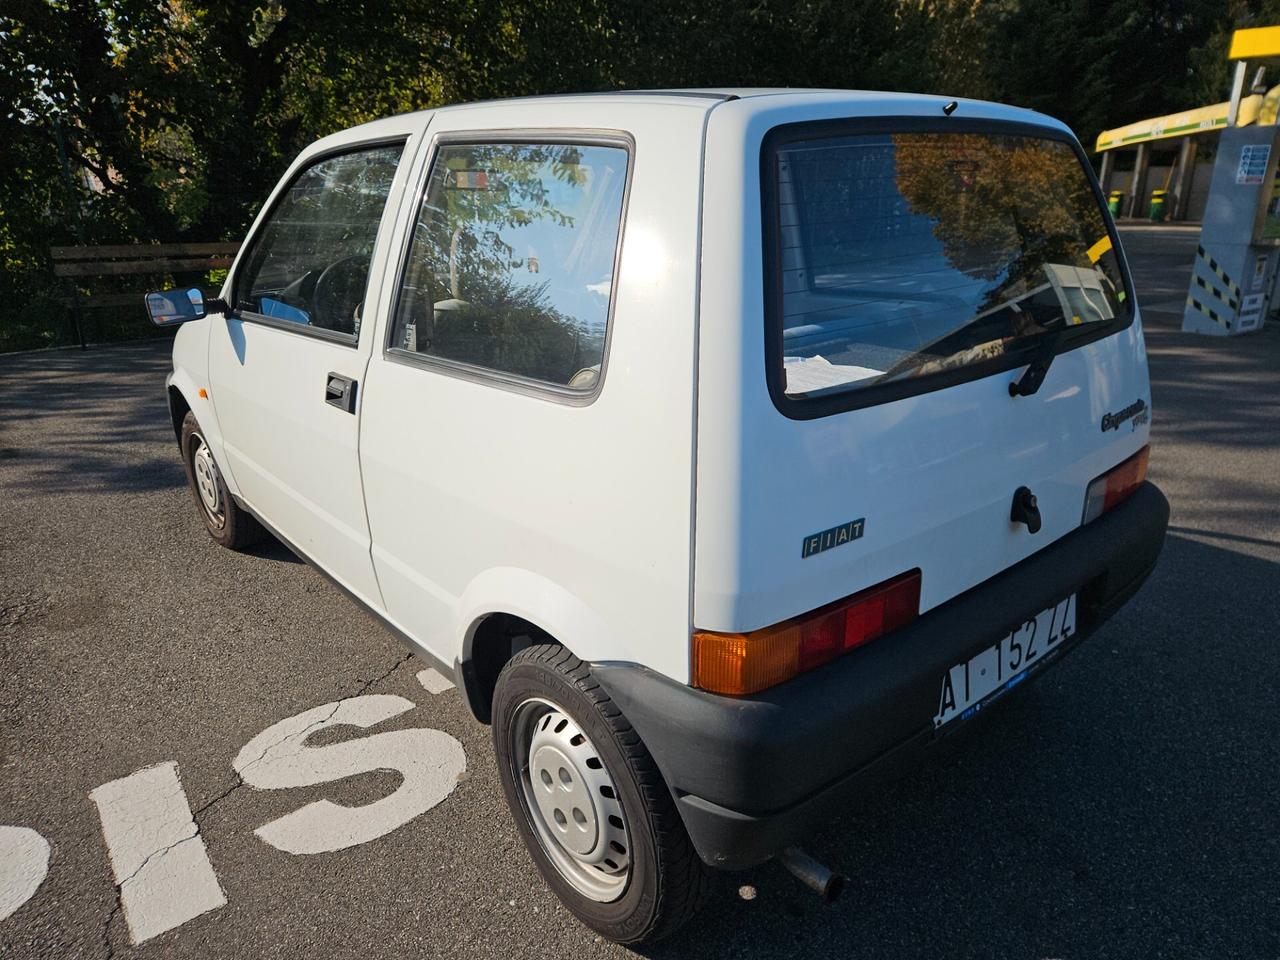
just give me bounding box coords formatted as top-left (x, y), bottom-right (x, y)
top-left (192, 651), bottom-right (415, 823)
top-left (101, 885), bottom-right (122, 960)
top-left (96, 650), bottom-right (414, 958)
top-left (0, 590), bottom-right (51, 629)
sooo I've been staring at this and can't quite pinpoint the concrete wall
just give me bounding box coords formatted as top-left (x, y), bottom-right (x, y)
top-left (1185, 161), bottom-right (1215, 221)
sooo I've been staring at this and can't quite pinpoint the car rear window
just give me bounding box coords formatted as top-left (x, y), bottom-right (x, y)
top-left (764, 123), bottom-right (1131, 410)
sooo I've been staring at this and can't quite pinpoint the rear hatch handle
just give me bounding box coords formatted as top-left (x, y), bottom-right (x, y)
top-left (1010, 486), bottom-right (1043, 534)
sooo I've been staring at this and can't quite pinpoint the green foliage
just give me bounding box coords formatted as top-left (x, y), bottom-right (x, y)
top-left (430, 276), bottom-right (586, 386)
top-left (981, 0), bottom-right (1231, 155)
top-left (0, 0), bottom-right (1265, 350)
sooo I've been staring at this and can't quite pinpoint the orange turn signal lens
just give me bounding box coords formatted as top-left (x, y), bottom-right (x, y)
top-left (692, 571), bottom-right (922, 696)
top-left (692, 625), bottom-right (801, 697)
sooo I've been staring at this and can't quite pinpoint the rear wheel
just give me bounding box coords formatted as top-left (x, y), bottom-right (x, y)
top-left (492, 644), bottom-right (710, 945)
top-left (180, 411), bottom-right (262, 550)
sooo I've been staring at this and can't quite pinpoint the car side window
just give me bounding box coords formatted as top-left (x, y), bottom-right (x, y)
top-left (389, 140), bottom-right (629, 392)
top-left (234, 143), bottom-right (404, 342)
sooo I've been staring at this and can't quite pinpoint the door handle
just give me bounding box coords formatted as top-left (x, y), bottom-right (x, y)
top-left (325, 373), bottom-right (357, 414)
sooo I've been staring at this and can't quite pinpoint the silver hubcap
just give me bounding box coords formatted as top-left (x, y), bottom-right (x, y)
top-left (191, 437), bottom-right (224, 525)
top-left (514, 698), bottom-right (630, 901)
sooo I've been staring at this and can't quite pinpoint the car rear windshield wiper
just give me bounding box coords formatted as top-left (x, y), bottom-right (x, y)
top-left (1008, 328), bottom-right (1065, 397)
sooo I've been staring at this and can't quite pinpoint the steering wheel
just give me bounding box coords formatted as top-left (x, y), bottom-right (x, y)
top-left (312, 255), bottom-right (369, 334)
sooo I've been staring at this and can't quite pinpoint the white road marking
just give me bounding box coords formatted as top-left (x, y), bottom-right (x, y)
top-left (89, 762), bottom-right (226, 944)
top-left (0, 826), bottom-right (51, 922)
top-left (416, 668), bottom-right (453, 694)
top-left (233, 694), bottom-right (465, 855)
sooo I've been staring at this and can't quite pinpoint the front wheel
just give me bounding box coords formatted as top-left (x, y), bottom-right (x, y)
top-left (492, 645), bottom-right (710, 945)
top-left (180, 411), bottom-right (262, 550)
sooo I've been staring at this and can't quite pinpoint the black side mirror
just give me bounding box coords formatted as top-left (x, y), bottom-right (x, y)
top-left (144, 288), bottom-right (229, 326)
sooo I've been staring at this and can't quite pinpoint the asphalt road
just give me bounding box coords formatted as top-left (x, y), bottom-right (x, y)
top-left (2, 225), bottom-right (1278, 959)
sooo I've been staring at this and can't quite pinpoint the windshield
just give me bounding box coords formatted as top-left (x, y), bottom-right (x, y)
top-left (768, 129), bottom-right (1130, 400)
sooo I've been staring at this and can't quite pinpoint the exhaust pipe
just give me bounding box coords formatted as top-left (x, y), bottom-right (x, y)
top-left (777, 846), bottom-right (847, 903)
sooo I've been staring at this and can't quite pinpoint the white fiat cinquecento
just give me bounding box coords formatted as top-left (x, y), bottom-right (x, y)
top-left (148, 89), bottom-right (1168, 944)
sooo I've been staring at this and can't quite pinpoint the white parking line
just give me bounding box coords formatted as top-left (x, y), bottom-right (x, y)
top-left (89, 762), bottom-right (226, 943)
top-left (416, 668), bottom-right (453, 694)
top-left (0, 826), bottom-right (50, 922)
top-left (233, 694), bottom-right (466, 855)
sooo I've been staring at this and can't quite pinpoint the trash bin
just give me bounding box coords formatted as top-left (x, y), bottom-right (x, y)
top-left (1108, 190), bottom-right (1124, 217)
top-left (1149, 189), bottom-right (1168, 222)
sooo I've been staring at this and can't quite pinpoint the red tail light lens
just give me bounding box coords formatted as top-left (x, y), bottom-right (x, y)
top-left (1083, 445), bottom-right (1149, 524)
top-left (798, 607), bottom-right (845, 671)
top-left (693, 571), bottom-right (922, 695)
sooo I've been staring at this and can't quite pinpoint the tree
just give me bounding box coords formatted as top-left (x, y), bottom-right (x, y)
top-left (0, 0), bottom-right (1273, 350)
top-left (982, 0), bottom-right (1230, 153)
top-left (1185, 0), bottom-right (1280, 107)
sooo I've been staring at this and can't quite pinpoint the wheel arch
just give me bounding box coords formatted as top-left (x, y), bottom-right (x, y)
top-left (167, 368), bottom-right (242, 498)
top-left (455, 568), bottom-right (616, 723)
top-left (459, 612), bottom-right (557, 723)
top-left (166, 380), bottom-right (192, 448)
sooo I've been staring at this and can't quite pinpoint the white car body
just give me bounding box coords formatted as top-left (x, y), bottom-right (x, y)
top-left (165, 89), bottom-right (1168, 885)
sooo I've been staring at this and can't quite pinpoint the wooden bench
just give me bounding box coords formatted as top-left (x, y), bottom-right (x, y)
top-left (50, 243), bottom-right (240, 347)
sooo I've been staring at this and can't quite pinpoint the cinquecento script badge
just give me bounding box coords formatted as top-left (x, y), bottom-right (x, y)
top-left (1101, 398), bottom-right (1148, 432)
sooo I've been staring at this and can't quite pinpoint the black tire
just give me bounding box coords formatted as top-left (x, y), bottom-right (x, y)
top-left (492, 644), bottom-right (711, 945)
top-left (179, 411), bottom-right (262, 550)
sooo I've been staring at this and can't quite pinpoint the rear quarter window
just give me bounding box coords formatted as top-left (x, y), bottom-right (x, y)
top-left (388, 138), bottom-right (630, 396)
top-left (761, 118), bottom-right (1133, 418)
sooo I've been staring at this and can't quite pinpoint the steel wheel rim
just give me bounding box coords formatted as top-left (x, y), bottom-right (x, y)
top-left (512, 696), bottom-right (631, 902)
top-left (191, 435), bottom-right (225, 528)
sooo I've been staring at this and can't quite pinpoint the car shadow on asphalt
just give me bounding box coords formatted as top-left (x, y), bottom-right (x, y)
top-left (242, 536), bottom-right (305, 565)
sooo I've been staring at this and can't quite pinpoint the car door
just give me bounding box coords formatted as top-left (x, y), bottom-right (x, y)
top-left (208, 131), bottom-right (418, 607)
top-left (357, 101), bottom-right (707, 682)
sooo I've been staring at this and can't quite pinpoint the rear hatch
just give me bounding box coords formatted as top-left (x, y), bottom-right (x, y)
top-left (694, 112), bottom-right (1151, 639)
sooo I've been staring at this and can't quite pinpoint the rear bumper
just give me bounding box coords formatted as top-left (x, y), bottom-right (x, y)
top-left (593, 481), bottom-right (1169, 870)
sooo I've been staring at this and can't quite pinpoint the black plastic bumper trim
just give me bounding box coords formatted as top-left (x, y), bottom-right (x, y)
top-left (593, 481), bottom-right (1169, 869)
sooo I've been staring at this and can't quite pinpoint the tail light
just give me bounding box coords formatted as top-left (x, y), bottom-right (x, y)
top-left (692, 571), bottom-right (922, 696)
top-left (1082, 445), bottom-right (1149, 525)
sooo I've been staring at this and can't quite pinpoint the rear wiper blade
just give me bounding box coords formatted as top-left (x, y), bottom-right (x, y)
top-left (1008, 328), bottom-right (1065, 397)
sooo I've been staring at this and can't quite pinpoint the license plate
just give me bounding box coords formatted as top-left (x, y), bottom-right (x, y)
top-left (934, 594), bottom-right (1077, 730)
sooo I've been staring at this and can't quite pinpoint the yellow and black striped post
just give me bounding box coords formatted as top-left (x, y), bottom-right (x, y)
top-left (1186, 244), bottom-right (1242, 331)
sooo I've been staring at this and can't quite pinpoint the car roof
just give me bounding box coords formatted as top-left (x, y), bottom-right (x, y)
top-left (315, 89), bottom-right (1069, 154)
top-left (427, 87), bottom-right (1004, 110)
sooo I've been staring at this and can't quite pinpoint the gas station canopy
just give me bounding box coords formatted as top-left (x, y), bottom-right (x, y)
top-left (1096, 96), bottom-right (1264, 152)
top-left (1097, 25), bottom-right (1280, 153)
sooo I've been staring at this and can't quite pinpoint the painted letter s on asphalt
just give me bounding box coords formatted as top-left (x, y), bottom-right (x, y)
top-left (0, 826), bottom-right (51, 923)
top-left (233, 695), bottom-right (466, 855)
